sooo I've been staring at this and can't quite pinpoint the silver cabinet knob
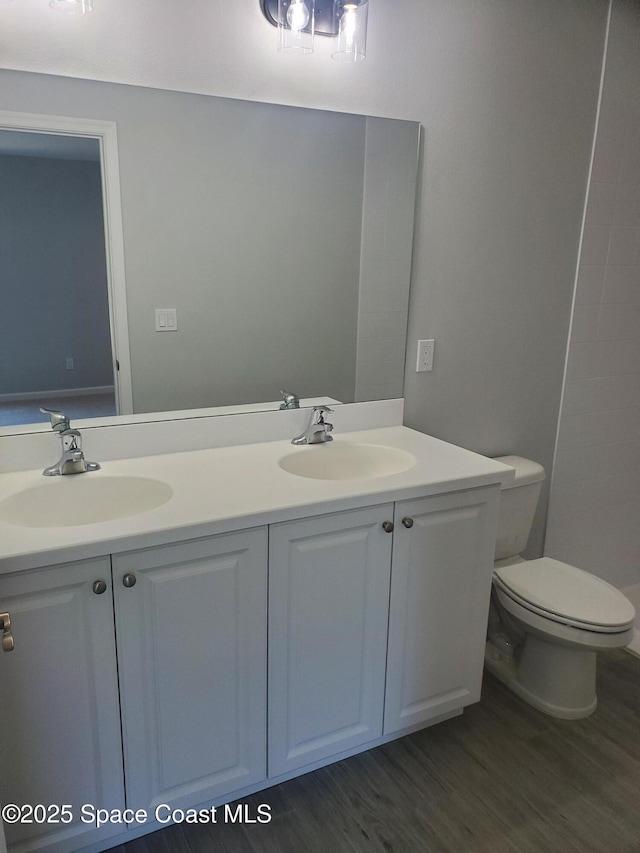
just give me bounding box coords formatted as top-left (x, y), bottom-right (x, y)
top-left (382, 521), bottom-right (394, 533)
top-left (93, 580), bottom-right (107, 595)
top-left (0, 612), bottom-right (14, 652)
top-left (402, 517), bottom-right (414, 529)
top-left (122, 573), bottom-right (137, 588)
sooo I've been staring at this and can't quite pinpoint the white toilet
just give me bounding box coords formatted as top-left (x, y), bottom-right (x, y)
top-left (485, 455), bottom-right (636, 719)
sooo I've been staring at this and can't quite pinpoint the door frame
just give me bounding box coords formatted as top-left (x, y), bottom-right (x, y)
top-left (0, 110), bottom-right (133, 414)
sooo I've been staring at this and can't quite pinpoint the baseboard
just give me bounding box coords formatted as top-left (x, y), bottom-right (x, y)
top-left (0, 386), bottom-right (114, 402)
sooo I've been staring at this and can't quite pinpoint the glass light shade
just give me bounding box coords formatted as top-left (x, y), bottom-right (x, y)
top-left (278, 0), bottom-right (315, 54)
top-left (49, 0), bottom-right (93, 12)
top-left (332, 0), bottom-right (368, 62)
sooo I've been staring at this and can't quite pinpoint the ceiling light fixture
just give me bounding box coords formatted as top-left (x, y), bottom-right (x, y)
top-left (261, 0), bottom-right (368, 61)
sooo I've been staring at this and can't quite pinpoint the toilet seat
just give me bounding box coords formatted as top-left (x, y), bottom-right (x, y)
top-left (493, 557), bottom-right (635, 634)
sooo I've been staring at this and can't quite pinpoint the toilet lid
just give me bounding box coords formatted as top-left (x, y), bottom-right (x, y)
top-left (494, 557), bottom-right (636, 631)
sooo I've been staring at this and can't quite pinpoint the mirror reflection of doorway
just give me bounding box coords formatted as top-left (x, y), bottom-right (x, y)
top-left (0, 129), bottom-right (117, 427)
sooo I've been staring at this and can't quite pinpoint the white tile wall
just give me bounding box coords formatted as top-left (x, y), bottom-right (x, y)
top-left (546, 0), bottom-right (640, 589)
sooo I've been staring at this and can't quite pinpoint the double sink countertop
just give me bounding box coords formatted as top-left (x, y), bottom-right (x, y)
top-left (0, 426), bottom-right (514, 574)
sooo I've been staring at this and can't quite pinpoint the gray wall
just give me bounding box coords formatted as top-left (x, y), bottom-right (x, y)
top-left (0, 0), bottom-right (611, 557)
top-left (400, 3), bottom-right (608, 557)
top-left (119, 93), bottom-right (363, 413)
top-left (0, 74), bottom-right (366, 414)
top-left (0, 154), bottom-right (112, 396)
top-left (355, 117), bottom-right (418, 402)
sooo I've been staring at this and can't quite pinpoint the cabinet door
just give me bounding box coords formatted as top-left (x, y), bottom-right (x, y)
top-left (114, 528), bottom-right (267, 814)
top-left (0, 558), bottom-right (124, 853)
top-left (269, 505), bottom-right (393, 777)
top-left (384, 486), bottom-right (500, 735)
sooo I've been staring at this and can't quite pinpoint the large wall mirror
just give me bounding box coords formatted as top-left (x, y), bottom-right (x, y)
top-left (0, 69), bottom-right (420, 435)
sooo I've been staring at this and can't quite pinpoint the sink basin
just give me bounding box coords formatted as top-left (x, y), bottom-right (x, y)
top-left (279, 443), bottom-right (416, 481)
top-left (0, 476), bottom-right (173, 528)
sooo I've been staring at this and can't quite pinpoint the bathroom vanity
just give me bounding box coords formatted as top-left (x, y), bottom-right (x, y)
top-left (0, 422), bottom-right (512, 853)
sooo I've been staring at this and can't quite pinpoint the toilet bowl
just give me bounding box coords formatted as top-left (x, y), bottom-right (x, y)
top-left (485, 456), bottom-right (635, 719)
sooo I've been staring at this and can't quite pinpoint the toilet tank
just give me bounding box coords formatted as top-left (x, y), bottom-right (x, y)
top-left (493, 456), bottom-right (546, 560)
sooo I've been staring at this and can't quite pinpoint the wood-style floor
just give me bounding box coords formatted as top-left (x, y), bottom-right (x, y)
top-left (0, 392), bottom-right (115, 427)
top-left (114, 651), bottom-right (640, 853)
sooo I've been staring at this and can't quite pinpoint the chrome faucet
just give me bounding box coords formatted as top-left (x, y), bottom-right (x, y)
top-left (279, 390), bottom-right (300, 410)
top-left (292, 406), bottom-right (334, 445)
top-left (40, 407), bottom-right (101, 476)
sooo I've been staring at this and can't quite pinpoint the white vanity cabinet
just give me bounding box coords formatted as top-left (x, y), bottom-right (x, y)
top-left (0, 558), bottom-right (125, 853)
top-left (268, 505), bottom-right (394, 776)
top-left (384, 486), bottom-right (500, 734)
top-left (0, 449), bottom-right (505, 853)
top-left (0, 530), bottom-right (268, 853)
top-left (267, 485), bottom-right (500, 778)
top-left (113, 528), bottom-right (268, 816)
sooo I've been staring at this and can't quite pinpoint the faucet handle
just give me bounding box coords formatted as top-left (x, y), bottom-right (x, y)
top-left (313, 405), bottom-right (334, 420)
top-left (280, 390), bottom-right (300, 410)
top-left (40, 407), bottom-right (71, 433)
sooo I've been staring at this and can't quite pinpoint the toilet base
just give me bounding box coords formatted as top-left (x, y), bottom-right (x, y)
top-left (484, 637), bottom-right (597, 720)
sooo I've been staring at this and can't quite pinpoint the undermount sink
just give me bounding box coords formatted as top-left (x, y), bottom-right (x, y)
top-left (278, 442), bottom-right (416, 481)
top-left (0, 475), bottom-right (173, 528)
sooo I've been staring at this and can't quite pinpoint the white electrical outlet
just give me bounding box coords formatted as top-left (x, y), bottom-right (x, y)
top-left (66, 357), bottom-right (74, 370)
top-left (416, 339), bottom-right (434, 372)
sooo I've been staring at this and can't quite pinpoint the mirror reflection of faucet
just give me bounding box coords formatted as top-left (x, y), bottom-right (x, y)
top-left (279, 390), bottom-right (300, 410)
top-left (40, 407), bottom-right (101, 476)
top-left (291, 406), bottom-right (334, 445)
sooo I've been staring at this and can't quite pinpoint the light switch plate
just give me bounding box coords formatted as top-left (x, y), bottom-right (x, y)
top-left (155, 308), bottom-right (178, 331)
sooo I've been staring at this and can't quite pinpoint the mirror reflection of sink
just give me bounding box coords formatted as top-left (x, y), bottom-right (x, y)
top-left (279, 443), bottom-right (416, 481)
top-left (0, 476), bottom-right (173, 528)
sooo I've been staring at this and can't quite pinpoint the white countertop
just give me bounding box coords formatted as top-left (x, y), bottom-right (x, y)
top-left (0, 426), bottom-right (514, 573)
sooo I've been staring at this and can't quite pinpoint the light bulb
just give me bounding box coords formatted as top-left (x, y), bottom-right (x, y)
top-left (286, 0), bottom-right (310, 32)
top-left (332, 0), bottom-right (367, 62)
top-left (278, 0), bottom-right (314, 54)
top-left (339, 3), bottom-right (358, 49)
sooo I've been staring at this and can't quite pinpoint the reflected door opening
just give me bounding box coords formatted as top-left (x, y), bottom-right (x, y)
top-left (0, 129), bottom-right (118, 426)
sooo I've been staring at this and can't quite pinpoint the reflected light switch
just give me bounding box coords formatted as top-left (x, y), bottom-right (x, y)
top-left (155, 308), bottom-right (178, 331)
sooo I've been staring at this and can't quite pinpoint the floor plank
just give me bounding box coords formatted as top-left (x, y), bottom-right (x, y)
top-left (115, 650), bottom-right (640, 853)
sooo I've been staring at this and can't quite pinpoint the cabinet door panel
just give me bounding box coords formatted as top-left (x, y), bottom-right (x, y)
top-left (114, 529), bottom-right (267, 813)
top-left (384, 487), bottom-right (499, 735)
top-left (0, 558), bottom-right (124, 853)
top-left (269, 506), bottom-right (393, 777)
